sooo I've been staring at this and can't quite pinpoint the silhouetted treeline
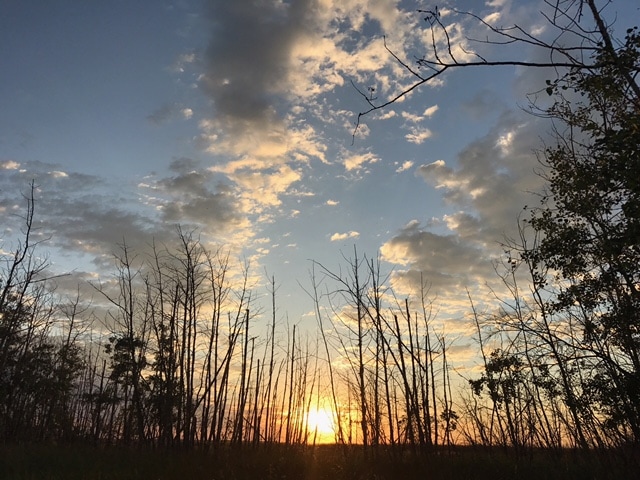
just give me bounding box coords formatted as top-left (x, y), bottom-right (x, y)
top-left (2, 0), bottom-right (639, 454)
top-left (1, 192), bottom-right (638, 450)
top-left (0, 195), bottom-right (322, 447)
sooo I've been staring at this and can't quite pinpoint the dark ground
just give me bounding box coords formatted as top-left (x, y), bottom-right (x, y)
top-left (1, 443), bottom-right (638, 480)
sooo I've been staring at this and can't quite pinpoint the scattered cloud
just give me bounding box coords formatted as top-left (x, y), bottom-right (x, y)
top-left (0, 162), bottom-right (162, 268)
top-left (486, 0), bottom-right (509, 8)
top-left (0, 157), bottom-right (253, 277)
top-left (377, 110), bottom-right (397, 120)
top-left (381, 110), bottom-right (548, 302)
top-left (190, 0), bottom-right (424, 213)
top-left (0, 0), bottom-right (568, 345)
top-left (342, 151), bottom-right (379, 171)
top-left (405, 127), bottom-right (432, 144)
top-left (1, 160), bottom-right (20, 170)
top-left (330, 231), bottom-right (360, 242)
top-left (395, 161), bottom-right (414, 173)
top-left (423, 105), bottom-right (439, 117)
top-left (233, 164), bottom-right (302, 209)
top-left (483, 11), bottom-right (502, 24)
top-left (401, 111), bottom-right (424, 123)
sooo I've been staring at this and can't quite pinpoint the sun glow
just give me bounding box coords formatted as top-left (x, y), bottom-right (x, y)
top-left (306, 407), bottom-right (336, 444)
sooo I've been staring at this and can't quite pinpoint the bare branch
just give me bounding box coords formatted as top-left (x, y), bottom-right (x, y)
top-left (352, 0), bottom-right (638, 136)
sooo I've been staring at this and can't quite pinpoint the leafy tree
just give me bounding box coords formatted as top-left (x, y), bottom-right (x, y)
top-left (354, 0), bottom-right (640, 447)
top-left (523, 24), bottom-right (640, 443)
top-left (0, 184), bottom-right (86, 442)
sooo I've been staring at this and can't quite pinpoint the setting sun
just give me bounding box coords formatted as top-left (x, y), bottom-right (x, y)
top-left (306, 408), bottom-right (336, 443)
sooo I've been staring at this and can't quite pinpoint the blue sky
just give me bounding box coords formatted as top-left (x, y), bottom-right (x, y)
top-left (2, 0), bottom-right (638, 362)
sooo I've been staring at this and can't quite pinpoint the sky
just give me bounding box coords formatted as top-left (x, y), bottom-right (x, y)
top-left (1, 0), bottom-right (638, 362)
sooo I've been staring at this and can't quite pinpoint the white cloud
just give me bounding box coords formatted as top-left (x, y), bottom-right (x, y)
top-left (401, 111), bottom-right (423, 123)
top-left (423, 105), bottom-right (439, 117)
top-left (233, 164), bottom-right (302, 209)
top-left (1, 160), bottom-right (20, 170)
top-left (395, 161), bottom-right (414, 173)
top-left (483, 11), bottom-right (501, 24)
top-left (377, 110), bottom-right (397, 120)
top-left (405, 127), bottom-right (432, 144)
top-left (342, 152), bottom-right (379, 171)
top-left (330, 231), bottom-right (360, 242)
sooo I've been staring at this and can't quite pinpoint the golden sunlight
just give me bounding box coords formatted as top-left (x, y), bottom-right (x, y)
top-left (305, 407), bottom-right (336, 444)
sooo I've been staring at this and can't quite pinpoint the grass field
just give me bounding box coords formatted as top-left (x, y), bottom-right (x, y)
top-left (1, 443), bottom-right (638, 480)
